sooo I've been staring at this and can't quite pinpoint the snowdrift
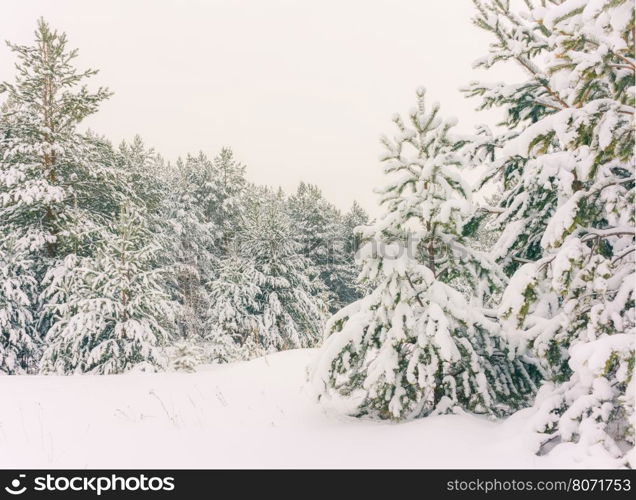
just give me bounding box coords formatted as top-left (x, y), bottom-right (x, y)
top-left (0, 350), bottom-right (621, 468)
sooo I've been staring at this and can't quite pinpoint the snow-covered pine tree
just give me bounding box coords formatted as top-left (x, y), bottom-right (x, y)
top-left (165, 155), bottom-right (217, 339)
top-left (466, 0), bottom-right (634, 464)
top-left (312, 88), bottom-right (540, 420)
top-left (0, 102), bottom-right (39, 374)
top-left (207, 255), bottom-right (261, 346)
top-left (342, 201), bottom-right (368, 255)
top-left (0, 20), bottom-right (120, 365)
top-left (286, 184), bottom-right (369, 312)
top-left (62, 130), bottom-right (129, 258)
top-left (117, 135), bottom-right (169, 218)
top-left (207, 147), bottom-right (248, 254)
top-left (114, 136), bottom-right (189, 335)
top-left (287, 182), bottom-right (343, 310)
top-left (40, 203), bottom-right (175, 374)
top-left (239, 188), bottom-right (327, 351)
top-left (204, 254), bottom-right (263, 361)
top-left (166, 148), bottom-right (249, 340)
top-left (335, 200), bottom-right (370, 305)
top-left (0, 18), bottom-right (112, 261)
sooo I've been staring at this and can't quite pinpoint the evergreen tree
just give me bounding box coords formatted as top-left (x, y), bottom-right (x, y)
top-left (312, 89), bottom-right (540, 419)
top-left (287, 182), bottom-right (339, 309)
top-left (467, 0), bottom-right (634, 463)
top-left (0, 237), bottom-right (38, 373)
top-left (335, 200), bottom-right (370, 306)
top-left (40, 203), bottom-right (175, 374)
top-left (0, 20), bottom-right (118, 363)
top-left (0, 18), bottom-right (112, 261)
top-left (207, 254), bottom-right (261, 347)
top-left (287, 183), bottom-right (369, 311)
top-left (117, 135), bottom-right (169, 217)
top-left (169, 340), bottom-right (203, 372)
top-left (342, 201), bottom-right (368, 256)
top-left (166, 155), bottom-right (216, 339)
top-left (0, 101), bottom-right (39, 373)
top-left (208, 147), bottom-right (248, 254)
top-left (165, 149), bottom-right (249, 340)
top-left (241, 189), bottom-right (327, 350)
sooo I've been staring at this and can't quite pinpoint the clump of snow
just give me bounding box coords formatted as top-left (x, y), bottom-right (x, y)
top-left (541, 193), bottom-right (584, 249)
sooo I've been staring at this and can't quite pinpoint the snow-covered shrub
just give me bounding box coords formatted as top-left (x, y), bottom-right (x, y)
top-left (169, 341), bottom-right (204, 372)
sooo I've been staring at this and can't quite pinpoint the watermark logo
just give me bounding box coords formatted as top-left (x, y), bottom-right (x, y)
top-left (4, 475), bottom-right (27, 495)
top-left (2, 473), bottom-right (175, 496)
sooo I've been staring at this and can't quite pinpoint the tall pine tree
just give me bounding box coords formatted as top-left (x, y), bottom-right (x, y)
top-left (0, 18), bottom-right (112, 260)
top-left (0, 19), bottom-right (114, 371)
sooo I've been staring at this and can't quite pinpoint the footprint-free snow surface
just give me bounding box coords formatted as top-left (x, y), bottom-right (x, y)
top-left (0, 349), bottom-right (620, 468)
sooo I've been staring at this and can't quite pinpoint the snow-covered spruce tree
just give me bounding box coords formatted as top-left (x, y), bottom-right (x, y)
top-left (40, 203), bottom-right (175, 374)
top-left (311, 88), bottom-right (540, 420)
top-left (237, 188), bottom-right (327, 351)
top-left (466, 0), bottom-right (634, 463)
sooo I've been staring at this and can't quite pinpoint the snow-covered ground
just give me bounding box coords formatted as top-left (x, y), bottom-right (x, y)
top-left (0, 349), bottom-right (620, 468)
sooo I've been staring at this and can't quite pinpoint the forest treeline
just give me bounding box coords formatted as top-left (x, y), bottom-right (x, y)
top-left (0, 19), bottom-right (368, 375)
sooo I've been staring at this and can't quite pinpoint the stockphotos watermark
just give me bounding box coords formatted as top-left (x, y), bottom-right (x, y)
top-left (3, 473), bottom-right (175, 496)
top-left (227, 233), bottom-right (464, 265)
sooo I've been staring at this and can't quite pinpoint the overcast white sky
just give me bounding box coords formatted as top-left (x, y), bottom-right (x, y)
top-left (1, 0), bottom-right (517, 214)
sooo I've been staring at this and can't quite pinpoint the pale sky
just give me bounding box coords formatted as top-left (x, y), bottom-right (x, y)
top-left (1, 0), bottom-right (518, 214)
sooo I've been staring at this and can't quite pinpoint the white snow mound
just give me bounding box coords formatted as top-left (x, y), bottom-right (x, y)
top-left (0, 349), bottom-right (620, 468)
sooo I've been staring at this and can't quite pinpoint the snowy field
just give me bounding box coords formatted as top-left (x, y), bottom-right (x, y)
top-left (0, 349), bottom-right (622, 469)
